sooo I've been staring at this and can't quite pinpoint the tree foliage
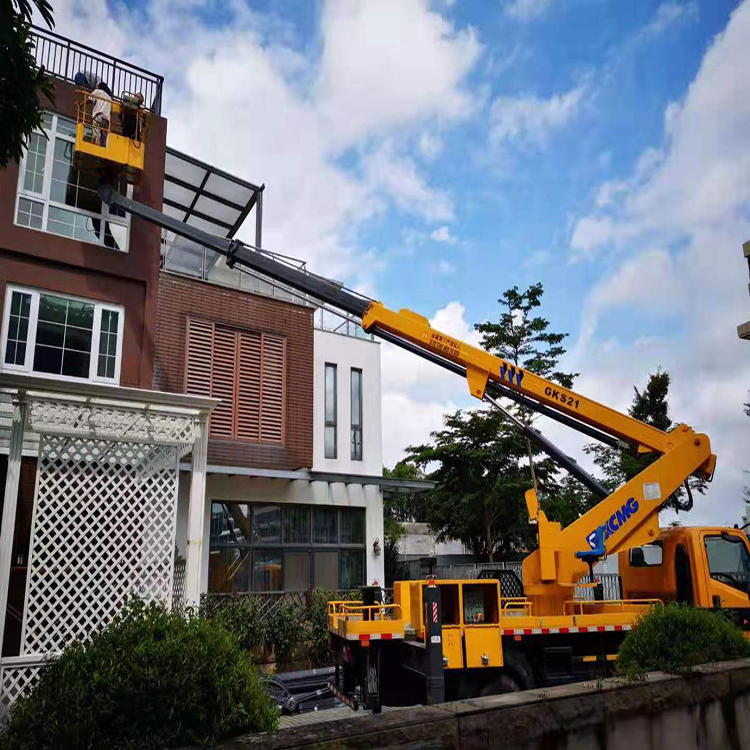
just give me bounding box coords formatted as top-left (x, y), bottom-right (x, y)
top-left (406, 283), bottom-right (588, 560)
top-left (475, 282), bottom-right (577, 390)
top-left (0, 0), bottom-right (56, 168)
top-left (584, 369), bottom-right (704, 512)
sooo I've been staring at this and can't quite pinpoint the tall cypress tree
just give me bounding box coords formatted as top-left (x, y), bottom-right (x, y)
top-left (406, 283), bottom-right (589, 561)
top-left (584, 370), bottom-right (703, 511)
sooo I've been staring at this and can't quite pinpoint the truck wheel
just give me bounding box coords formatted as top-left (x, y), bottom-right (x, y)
top-left (479, 672), bottom-right (522, 696)
top-left (479, 651), bottom-right (534, 696)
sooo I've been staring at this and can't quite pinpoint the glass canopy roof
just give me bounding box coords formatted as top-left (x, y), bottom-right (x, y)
top-left (162, 147), bottom-right (262, 240)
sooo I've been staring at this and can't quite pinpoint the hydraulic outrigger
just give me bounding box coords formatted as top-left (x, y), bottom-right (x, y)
top-left (98, 181), bottom-right (750, 709)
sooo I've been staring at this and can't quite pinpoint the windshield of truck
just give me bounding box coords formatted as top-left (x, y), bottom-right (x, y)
top-left (704, 536), bottom-right (750, 595)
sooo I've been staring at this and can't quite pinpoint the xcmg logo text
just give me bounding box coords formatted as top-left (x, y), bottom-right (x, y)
top-left (586, 497), bottom-right (639, 551)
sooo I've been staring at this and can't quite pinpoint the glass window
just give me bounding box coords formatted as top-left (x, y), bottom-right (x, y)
top-left (210, 502), bottom-right (250, 546)
top-left (284, 551), bottom-right (311, 591)
top-left (17, 197), bottom-right (44, 229)
top-left (22, 131), bottom-right (48, 194)
top-left (324, 363), bottom-right (337, 458)
top-left (208, 546), bottom-right (252, 593)
top-left (629, 543), bottom-right (663, 567)
top-left (97, 309), bottom-right (120, 379)
top-left (314, 551), bottom-right (339, 590)
top-left (340, 507), bottom-right (365, 545)
top-left (1, 286), bottom-right (122, 383)
top-left (253, 549), bottom-right (283, 592)
top-left (351, 369), bottom-right (362, 460)
top-left (705, 535), bottom-right (750, 594)
top-left (15, 112), bottom-right (130, 251)
top-left (207, 503), bottom-right (368, 594)
top-left (252, 505), bottom-right (281, 544)
top-left (4, 291), bottom-right (31, 367)
top-left (33, 294), bottom-right (94, 378)
top-left (313, 507), bottom-right (338, 544)
top-left (283, 506), bottom-right (310, 544)
top-left (339, 550), bottom-right (364, 590)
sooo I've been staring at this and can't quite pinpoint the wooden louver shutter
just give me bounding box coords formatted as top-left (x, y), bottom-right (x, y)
top-left (260, 333), bottom-right (285, 444)
top-left (185, 319), bottom-right (213, 397)
top-left (185, 318), bottom-right (285, 444)
top-left (236, 331), bottom-right (261, 442)
top-left (209, 326), bottom-right (237, 438)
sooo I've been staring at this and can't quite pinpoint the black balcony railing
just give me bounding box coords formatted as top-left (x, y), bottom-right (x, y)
top-left (30, 25), bottom-right (164, 115)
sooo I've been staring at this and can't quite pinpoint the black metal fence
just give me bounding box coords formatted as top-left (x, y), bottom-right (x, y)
top-left (200, 588), bottom-right (394, 620)
top-left (30, 26), bottom-right (164, 114)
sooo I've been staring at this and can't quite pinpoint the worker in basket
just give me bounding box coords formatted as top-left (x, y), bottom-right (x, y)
top-left (91, 82), bottom-right (113, 146)
top-left (121, 92), bottom-right (146, 141)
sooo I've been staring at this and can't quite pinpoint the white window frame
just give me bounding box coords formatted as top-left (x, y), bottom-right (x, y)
top-left (14, 111), bottom-right (132, 252)
top-left (0, 284), bottom-right (125, 385)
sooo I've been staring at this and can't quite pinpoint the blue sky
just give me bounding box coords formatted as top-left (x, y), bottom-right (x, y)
top-left (51, 0), bottom-right (750, 526)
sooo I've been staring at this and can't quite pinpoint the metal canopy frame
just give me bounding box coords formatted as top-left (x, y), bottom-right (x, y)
top-left (176, 462), bottom-right (435, 493)
top-left (162, 147), bottom-right (264, 245)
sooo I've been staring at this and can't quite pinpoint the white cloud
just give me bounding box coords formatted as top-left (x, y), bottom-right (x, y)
top-left (505, 0), bottom-right (554, 22)
top-left (431, 226), bottom-right (459, 244)
top-left (43, 0), bottom-right (481, 283)
top-left (436, 260), bottom-right (457, 275)
top-left (489, 82), bottom-right (588, 151)
top-left (418, 131), bottom-right (444, 161)
top-left (362, 141), bottom-right (455, 223)
top-left (523, 249), bottom-right (551, 268)
top-left (315, 0), bottom-right (483, 149)
top-left (567, 3), bottom-right (750, 526)
top-left (639, 1), bottom-right (699, 41)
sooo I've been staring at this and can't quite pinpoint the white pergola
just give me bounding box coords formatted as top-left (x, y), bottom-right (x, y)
top-left (0, 374), bottom-right (217, 719)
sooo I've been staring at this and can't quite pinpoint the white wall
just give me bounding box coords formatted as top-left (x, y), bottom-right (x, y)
top-left (313, 329), bottom-right (382, 476)
top-left (397, 523), bottom-right (471, 558)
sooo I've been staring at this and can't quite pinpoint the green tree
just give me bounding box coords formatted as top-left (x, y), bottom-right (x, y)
top-left (1, 0), bottom-right (56, 168)
top-left (584, 369), bottom-right (704, 511)
top-left (382, 461), bottom-right (423, 584)
top-left (407, 408), bottom-right (545, 560)
top-left (406, 283), bottom-right (585, 560)
top-left (474, 282), bottom-right (576, 390)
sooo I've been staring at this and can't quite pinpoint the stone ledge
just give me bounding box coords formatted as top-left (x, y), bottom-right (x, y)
top-left (196, 659), bottom-right (750, 750)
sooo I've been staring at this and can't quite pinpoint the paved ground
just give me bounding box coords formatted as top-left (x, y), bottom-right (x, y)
top-left (278, 704), bottom-right (404, 729)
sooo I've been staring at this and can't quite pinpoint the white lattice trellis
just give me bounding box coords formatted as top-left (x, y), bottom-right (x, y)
top-left (27, 398), bottom-right (197, 452)
top-left (0, 657), bottom-right (45, 722)
top-left (20, 434), bottom-right (179, 656)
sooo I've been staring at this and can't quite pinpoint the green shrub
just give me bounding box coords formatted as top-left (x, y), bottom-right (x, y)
top-left (268, 599), bottom-right (305, 667)
top-left (617, 603), bottom-right (750, 679)
top-left (308, 589), bottom-right (361, 667)
top-left (0, 599), bottom-right (278, 750)
top-left (211, 596), bottom-right (268, 652)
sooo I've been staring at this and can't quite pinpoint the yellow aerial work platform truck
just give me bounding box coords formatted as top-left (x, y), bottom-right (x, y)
top-left (87, 140), bottom-right (750, 713)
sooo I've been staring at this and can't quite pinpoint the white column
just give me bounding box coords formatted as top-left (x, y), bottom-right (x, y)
top-left (0, 395), bottom-right (27, 658)
top-left (185, 415), bottom-right (209, 606)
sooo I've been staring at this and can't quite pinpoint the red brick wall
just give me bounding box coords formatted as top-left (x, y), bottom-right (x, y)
top-left (154, 272), bottom-right (314, 470)
top-left (0, 77), bottom-right (167, 389)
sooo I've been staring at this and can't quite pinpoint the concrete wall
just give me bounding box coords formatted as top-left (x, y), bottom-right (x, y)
top-left (398, 522), bottom-right (472, 559)
top-left (216, 660), bottom-right (750, 750)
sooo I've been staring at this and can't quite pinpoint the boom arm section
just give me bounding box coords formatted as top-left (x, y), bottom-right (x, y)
top-left (362, 302), bottom-right (715, 478)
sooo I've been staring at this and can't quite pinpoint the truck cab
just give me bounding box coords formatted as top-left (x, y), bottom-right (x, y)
top-left (619, 527), bottom-right (750, 616)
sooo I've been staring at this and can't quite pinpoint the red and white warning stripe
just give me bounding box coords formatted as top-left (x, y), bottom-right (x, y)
top-left (500, 624), bottom-right (632, 636)
top-left (355, 632), bottom-right (404, 642)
